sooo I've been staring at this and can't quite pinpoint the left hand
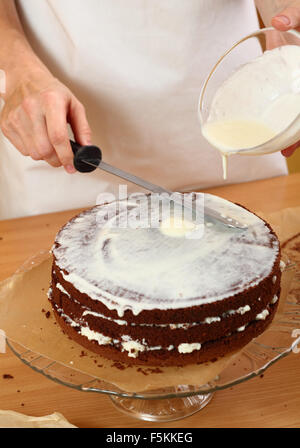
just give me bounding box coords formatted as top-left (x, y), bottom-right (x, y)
top-left (272, 3), bottom-right (300, 157)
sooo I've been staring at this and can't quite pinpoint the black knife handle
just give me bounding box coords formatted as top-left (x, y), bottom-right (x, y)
top-left (70, 140), bottom-right (102, 173)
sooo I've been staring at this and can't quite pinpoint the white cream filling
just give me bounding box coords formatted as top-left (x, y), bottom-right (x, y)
top-left (121, 338), bottom-right (145, 358)
top-left (80, 326), bottom-right (112, 345)
top-left (227, 305), bottom-right (250, 316)
top-left (178, 343), bottom-right (201, 354)
top-left (255, 309), bottom-right (270, 320)
top-left (280, 260), bottom-right (286, 272)
top-left (50, 290), bottom-right (278, 358)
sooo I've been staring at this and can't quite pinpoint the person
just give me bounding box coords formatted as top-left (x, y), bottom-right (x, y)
top-left (0, 0), bottom-right (299, 219)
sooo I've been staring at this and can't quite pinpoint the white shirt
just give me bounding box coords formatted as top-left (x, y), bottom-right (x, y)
top-left (0, 0), bottom-right (287, 219)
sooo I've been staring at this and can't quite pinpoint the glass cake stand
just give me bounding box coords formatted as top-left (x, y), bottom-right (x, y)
top-left (5, 256), bottom-right (300, 422)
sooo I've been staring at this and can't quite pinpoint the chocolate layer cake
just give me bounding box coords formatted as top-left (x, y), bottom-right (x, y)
top-left (48, 193), bottom-right (281, 366)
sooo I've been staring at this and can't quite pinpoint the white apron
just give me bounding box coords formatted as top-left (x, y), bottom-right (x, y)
top-left (0, 0), bottom-right (287, 219)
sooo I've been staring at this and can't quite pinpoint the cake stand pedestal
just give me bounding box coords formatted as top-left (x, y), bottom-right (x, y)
top-left (109, 387), bottom-right (213, 422)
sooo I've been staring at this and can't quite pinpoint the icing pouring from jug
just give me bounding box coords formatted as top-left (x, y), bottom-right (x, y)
top-left (198, 27), bottom-right (300, 180)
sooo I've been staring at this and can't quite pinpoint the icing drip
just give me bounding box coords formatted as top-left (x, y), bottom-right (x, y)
top-left (55, 280), bottom-right (258, 328)
top-left (56, 282), bottom-right (70, 297)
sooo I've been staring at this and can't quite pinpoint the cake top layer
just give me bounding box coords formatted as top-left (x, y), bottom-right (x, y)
top-left (52, 193), bottom-right (279, 316)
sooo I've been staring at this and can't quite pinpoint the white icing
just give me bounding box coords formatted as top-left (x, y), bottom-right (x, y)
top-left (178, 343), bottom-right (201, 354)
top-left (56, 282), bottom-right (70, 297)
top-left (61, 311), bottom-right (81, 328)
top-left (82, 309), bottom-right (127, 326)
top-left (53, 193), bottom-right (279, 317)
top-left (271, 294), bottom-right (278, 304)
top-left (159, 215), bottom-right (197, 238)
top-left (227, 305), bottom-right (250, 316)
top-left (204, 316), bottom-right (221, 324)
top-left (280, 260), bottom-right (286, 271)
top-left (237, 325), bottom-right (246, 332)
top-left (121, 340), bottom-right (145, 358)
top-left (80, 327), bottom-right (112, 345)
top-left (272, 275), bottom-right (277, 284)
top-left (202, 45), bottom-right (300, 156)
top-left (255, 309), bottom-right (270, 320)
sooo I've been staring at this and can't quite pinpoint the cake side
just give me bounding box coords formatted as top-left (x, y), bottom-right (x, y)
top-left (48, 287), bottom-right (280, 366)
top-left (48, 193), bottom-right (281, 366)
top-left (48, 256), bottom-right (281, 365)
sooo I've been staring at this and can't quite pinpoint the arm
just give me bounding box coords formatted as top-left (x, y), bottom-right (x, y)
top-left (255, 0), bottom-right (300, 157)
top-left (0, 0), bottom-right (91, 172)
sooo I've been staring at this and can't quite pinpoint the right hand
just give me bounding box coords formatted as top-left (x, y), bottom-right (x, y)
top-left (0, 68), bottom-right (92, 173)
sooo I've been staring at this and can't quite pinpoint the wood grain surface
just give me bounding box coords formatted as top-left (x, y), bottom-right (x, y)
top-left (0, 173), bottom-right (299, 428)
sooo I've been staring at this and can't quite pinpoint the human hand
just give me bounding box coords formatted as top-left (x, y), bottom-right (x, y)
top-left (272, 1), bottom-right (300, 158)
top-left (271, 2), bottom-right (300, 32)
top-left (0, 68), bottom-right (92, 172)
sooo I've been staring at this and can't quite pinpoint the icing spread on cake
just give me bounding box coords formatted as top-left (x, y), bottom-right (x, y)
top-left (52, 193), bottom-right (279, 317)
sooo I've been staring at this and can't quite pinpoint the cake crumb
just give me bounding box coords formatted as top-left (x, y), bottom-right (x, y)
top-left (3, 374), bottom-right (14, 379)
top-left (111, 361), bottom-right (127, 370)
top-left (45, 311), bottom-right (51, 318)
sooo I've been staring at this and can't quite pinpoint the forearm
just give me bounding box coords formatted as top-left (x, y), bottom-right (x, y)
top-left (255, 0), bottom-right (297, 26)
top-left (0, 0), bottom-right (50, 99)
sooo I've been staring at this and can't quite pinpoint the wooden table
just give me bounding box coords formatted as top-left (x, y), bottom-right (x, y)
top-left (0, 173), bottom-right (299, 428)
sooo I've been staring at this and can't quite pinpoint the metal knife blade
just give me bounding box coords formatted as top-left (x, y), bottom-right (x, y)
top-left (70, 140), bottom-right (247, 230)
top-left (83, 159), bottom-right (247, 230)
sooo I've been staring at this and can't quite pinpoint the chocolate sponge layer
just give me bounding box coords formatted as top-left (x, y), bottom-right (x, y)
top-left (49, 200), bottom-right (281, 366)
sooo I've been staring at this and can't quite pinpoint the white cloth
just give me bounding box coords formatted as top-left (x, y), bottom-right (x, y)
top-left (0, 0), bottom-right (287, 219)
